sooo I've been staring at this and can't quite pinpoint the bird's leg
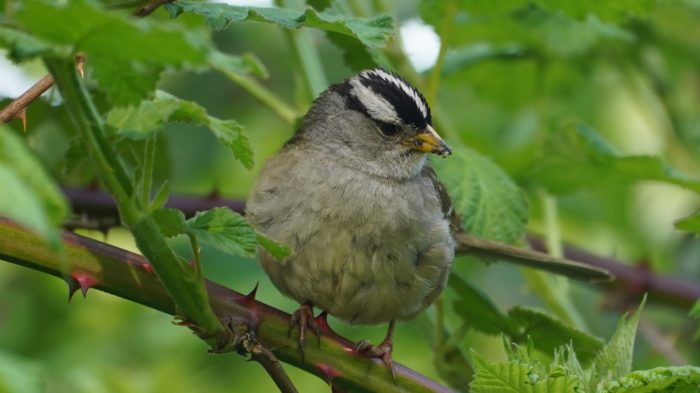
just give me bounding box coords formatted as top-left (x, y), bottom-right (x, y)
top-left (288, 301), bottom-right (320, 362)
top-left (354, 320), bottom-right (396, 380)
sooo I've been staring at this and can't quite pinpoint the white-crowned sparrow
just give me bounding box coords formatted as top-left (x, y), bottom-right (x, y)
top-left (246, 68), bottom-right (454, 370)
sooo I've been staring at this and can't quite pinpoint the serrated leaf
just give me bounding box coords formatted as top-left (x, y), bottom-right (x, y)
top-left (530, 124), bottom-right (700, 195)
top-left (599, 366), bottom-right (700, 393)
top-left (431, 145), bottom-right (528, 243)
top-left (106, 91), bottom-right (253, 169)
top-left (13, 0), bottom-right (208, 106)
top-left (508, 307), bottom-right (603, 366)
top-left (449, 274), bottom-right (514, 335)
top-left (588, 296), bottom-right (647, 392)
top-left (152, 207), bottom-right (186, 238)
top-left (256, 232), bottom-right (292, 260)
top-left (166, 1), bottom-right (393, 48)
top-left (186, 208), bottom-right (258, 258)
top-left (470, 351), bottom-right (580, 393)
top-left (325, 32), bottom-right (390, 71)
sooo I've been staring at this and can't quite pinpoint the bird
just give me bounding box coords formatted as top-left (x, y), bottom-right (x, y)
top-left (246, 68), bottom-right (455, 372)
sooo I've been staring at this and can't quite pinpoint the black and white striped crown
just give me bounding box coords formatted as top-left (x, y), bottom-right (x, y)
top-left (341, 68), bottom-right (432, 129)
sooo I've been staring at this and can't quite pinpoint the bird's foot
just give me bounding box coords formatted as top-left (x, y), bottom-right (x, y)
top-left (288, 301), bottom-right (320, 362)
top-left (354, 337), bottom-right (396, 381)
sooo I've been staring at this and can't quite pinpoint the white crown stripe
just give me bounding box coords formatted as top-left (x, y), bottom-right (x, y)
top-left (360, 69), bottom-right (428, 119)
top-left (349, 78), bottom-right (401, 124)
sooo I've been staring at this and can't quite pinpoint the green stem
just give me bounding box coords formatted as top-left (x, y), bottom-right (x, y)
top-left (44, 57), bottom-right (225, 346)
top-left (142, 136), bottom-right (156, 207)
top-left (425, 0), bottom-right (456, 104)
top-left (274, 0), bottom-right (328, 100)
top-left (216, 69), bottom-right (297, 124)
top-left (521, 192), bottom-right (587, 330)
top-left (0, 219), bottom-right (454, 393)
top-left (188, 233), bottom-right (202, 280)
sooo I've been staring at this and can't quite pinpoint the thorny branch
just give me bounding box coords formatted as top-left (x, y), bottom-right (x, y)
top-left (0, 74), bottom-right (53, 128)
top-left (0, 218), bottom-right (454, 393)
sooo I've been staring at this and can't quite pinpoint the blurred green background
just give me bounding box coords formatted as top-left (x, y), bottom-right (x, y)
top-left (1, 0), bottom-right (700, 391)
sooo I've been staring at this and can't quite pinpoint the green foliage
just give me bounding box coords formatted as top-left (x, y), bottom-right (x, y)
top-left (588, 296), bottom-right (646, 392)
top-left (450, 274), bottom-right (602, 365)
top-left (0, 129), bottom-right (67, 245)
top-left (431, 146), bottom-right (529, 243)
top-left (12, 0), bottom-right (208, 105)
top-left (166, 1), bottom-right (394, 48)
top-left (185, 208), bottom-right (258, 258)
top-left (529, 124), bottom-right (700, 194)
top-left (470, 350), bottom-right (580, 393)
top-left (107, 91), bottom-right (253, 169)
top-left (153, 207), bottom-right (290, 259)
top-left (1, 0), bottom-right (699, 390)
top-left (599, 367), bottom-right (700, 393)
top-left (676, 212), bottom-right (700, 236)
top-left (470, 299), bottom-right (700, 393)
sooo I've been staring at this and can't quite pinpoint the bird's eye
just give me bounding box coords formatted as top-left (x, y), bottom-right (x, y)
top-left (378, 122), bottom-right (401, 136)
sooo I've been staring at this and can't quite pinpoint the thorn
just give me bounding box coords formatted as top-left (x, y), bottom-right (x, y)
top-left (237, 282), bottom-right (259, 306)
top-left (18, 108), bottom-right (26, 132)
top-left (75, 54), bottom-right (85, 79)
top-left (139, 262), bottom-right (154, 274)
top-left (316, 363), bottom-right (343, 386)
top-left (67, 271), bottom-right (99, 301)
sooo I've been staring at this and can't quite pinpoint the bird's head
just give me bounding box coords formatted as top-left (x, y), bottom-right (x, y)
top-left (299, 68), bottom-right (452, 179)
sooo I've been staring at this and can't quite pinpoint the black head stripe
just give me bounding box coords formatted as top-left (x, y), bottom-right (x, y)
top-left (358, 69), bottom-right (431, 128)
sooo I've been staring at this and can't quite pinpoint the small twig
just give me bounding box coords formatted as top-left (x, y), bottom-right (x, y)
top-left (0, 74), bottom-right (54, 127)
top-left (133, 0), bottom-right (173, 16)
top-left (250, 342), bottom-right (299, 393)
top-left (0, 55), bottom-right (85, 129)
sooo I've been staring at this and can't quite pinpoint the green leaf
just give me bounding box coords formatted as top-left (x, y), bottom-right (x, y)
top-left (470, 351), bottom-right (580, 393)
top-left (530, 124), bottom-right (700, 195)
top-left (186, 208), bottom-right (258, 258)
top-left (599, 366), bottom-right (700, 393)
top-left (13, 0), bottom-right (208, 105)
top-left (431, 145), bottom-right (529, 243)
top-left (588, 296), bottom-right (647, 392)
top-left (152, 208), bottom-right (187, 238)
top-left (325, 32), bottom-right (390, 71)
top-left (0, 26), bottom-right (53, 62)
top-left (148, 181), bottom-right (170, 212)
top-left (0, 129), bottom-right (68, 245)
top-left (449, 274), bottom-right (513, 335)
top-left (256, 232), bottom-right (293, 260)
top-left (676, 211), bottom-right (700, 236)
top-left (106, 91), bottom-right (253, 169)
top-left (166, 1), bottom-right (394, 48)
top-left (508, 307), bottom-right (603, 366)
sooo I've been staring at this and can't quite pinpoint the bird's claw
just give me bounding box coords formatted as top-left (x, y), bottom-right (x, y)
top-left (288, 302), bottom-right (320, 362)
top-left (354, 339), bottom-right (396, 382)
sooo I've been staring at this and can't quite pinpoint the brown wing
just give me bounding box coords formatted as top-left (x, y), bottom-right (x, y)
top-left (421, 165), bottom-right (462, 232)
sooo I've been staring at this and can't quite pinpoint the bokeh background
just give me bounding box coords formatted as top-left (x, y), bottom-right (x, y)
top-left (1, 0), bottom-right (699, 391)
